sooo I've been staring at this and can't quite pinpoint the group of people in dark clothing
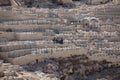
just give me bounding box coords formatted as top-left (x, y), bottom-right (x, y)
top-left (52, 37), bottom-right (64, 44)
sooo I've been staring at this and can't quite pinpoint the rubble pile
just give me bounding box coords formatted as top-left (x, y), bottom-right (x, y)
top-left (0, 60), bottom-right (24, 80)
top-left (0, 59), bottom-right (59, 80)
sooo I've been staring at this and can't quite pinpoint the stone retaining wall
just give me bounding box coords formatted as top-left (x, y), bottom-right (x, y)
top-left (11, 48), bottom-right (87, 65)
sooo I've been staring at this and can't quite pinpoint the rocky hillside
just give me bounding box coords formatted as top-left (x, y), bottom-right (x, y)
top-left (0, 0), bottom-right (120, 80)
top-left (23, 55), bottom-right (120, 80)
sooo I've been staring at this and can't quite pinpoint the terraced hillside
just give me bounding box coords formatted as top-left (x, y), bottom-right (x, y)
top-left (0, 0), bottom-right (120, 80)
top-left (0, 1), bottom-right (120, 65)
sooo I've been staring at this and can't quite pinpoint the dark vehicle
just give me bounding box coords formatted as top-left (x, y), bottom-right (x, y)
top-left (52, 37), bottom-right (64, 44)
